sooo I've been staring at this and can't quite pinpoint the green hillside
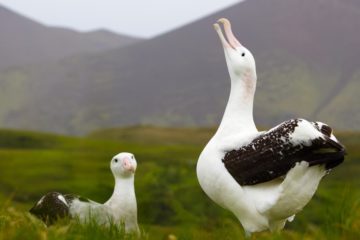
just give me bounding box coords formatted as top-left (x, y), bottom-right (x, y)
top-left (317, 70), bottom-right (360, 130)
top-left (0, 127), bottom-right (359, 239)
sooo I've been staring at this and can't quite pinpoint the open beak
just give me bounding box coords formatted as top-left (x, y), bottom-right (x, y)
top-left (213, 18), bottom-right (241, 49)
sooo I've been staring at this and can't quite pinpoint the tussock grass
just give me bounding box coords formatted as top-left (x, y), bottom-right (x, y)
top-left (0, 128), bottom-right (359, 239)
top-left (0, 206), bottom-right (143, 240)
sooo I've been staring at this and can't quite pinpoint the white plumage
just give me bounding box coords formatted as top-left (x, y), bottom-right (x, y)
top-left (196, 18), bottom-right (345, 235)
top-left (30, 152), bottom-right (140, 234)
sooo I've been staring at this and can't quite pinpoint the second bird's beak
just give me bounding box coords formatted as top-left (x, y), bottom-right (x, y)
top-left (123, 158), bottom-right (136, 173)
top-left (129, 165), bottom-right (136, 173)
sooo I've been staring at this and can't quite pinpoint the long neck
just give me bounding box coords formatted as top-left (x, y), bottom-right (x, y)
top-left (106, 175), bottom-right (139, 232)
top-left (216, 71), bottom-right (257, 137)
top-left (111, 176), bottom-right (135, 200)
top-left (105, 176), bottom-right (137, 213)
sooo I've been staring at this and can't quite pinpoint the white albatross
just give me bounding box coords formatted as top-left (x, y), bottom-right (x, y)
top-left (196, 18), bottom-right (345, 235)
top-left (30, 152), bottom-right (140, 234)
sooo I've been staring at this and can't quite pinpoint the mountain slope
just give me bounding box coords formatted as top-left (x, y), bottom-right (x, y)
top-left (0, 0), bottom-right (359, 134)
top-left (0, 5), bottom-right (142, 70)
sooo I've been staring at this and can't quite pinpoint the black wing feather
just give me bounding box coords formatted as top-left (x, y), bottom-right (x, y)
top-left (222, 119), bottom-right (345, 186)
top-left (29, 192), bottom-right (70, 225)
top-left (29, 192), bottom-right (90, 225)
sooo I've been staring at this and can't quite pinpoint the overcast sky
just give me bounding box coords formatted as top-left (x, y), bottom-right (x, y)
top-left (0, 0), bottom-right (241, 38)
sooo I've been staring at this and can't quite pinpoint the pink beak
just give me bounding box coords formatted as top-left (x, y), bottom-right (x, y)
top-left (123, 158), bottom-right (135, 173)
top-left (214, 18), bottom-right (242, 49)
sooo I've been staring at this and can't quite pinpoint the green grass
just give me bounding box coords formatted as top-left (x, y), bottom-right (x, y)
top-left (0, 206), bottom-right (141, 240)
top-left (0, 127), bottom-right (359, 239)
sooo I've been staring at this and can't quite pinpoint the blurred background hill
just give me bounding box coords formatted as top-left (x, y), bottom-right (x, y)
top-left (0, 5), bottom-right (142, 70)
top-left (0, 0), bottom-right (359, 134)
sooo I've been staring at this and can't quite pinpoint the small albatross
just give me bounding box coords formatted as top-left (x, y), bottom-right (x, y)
top-left (30, 152), bottom-right (140, 234)
top-left (196, 18), bottom-right (345, 235)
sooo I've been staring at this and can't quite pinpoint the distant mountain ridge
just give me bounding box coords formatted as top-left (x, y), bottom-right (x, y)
top-left (0, 5), bottom-right (142, 70)
top-left (0, 0), bottom-right (359, 134)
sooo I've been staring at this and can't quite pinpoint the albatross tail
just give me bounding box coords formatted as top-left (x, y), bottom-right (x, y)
top-left (308, 121), bottom-right (345, 169)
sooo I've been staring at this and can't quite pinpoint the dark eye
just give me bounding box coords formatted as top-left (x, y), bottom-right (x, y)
top-left (241, 52), bottom-right (245, 57)
top-left (131, 156), bottom-right (134, 159)
top-left (114, 159), bottom-right (118, 163)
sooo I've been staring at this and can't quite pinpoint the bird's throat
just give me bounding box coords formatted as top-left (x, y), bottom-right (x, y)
top-left (216, 74), bottom-right (257, 137)
top-left (107, 177), bottom-right (136, 205)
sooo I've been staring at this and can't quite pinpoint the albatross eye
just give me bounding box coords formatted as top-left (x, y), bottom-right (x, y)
top-left (114, 159), bottom-right (118, 163)
top-left (131, 156), bottom-right (134, 159)
top-left (241, 52), bottom-right (245, 57)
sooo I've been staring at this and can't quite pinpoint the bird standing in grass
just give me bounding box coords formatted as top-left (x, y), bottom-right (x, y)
top-left (30, 152), bottom-right (140, 234)
top-left (196, 18), bottom-right (345, 236)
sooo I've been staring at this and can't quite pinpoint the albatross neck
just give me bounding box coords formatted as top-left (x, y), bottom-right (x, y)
top-left (115, 176), bottom-right (135, 196)
top-left (105, 175), bottom-right (139, 233)
top-left (216, 73), bottom-right (257, 137)
top-left (108, 176), bottom-right (136, 203)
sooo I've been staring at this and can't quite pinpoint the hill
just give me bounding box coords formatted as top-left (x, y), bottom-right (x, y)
top-left (0, 0), bottom-right (359, 134)
top-left (0, 5), bottom-right (142, 70)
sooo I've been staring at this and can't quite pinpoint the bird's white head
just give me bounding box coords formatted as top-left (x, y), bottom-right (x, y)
top-left (214, 18), bottom-right (257, 83)
top-left (110, 152), bottom-right (137, 178)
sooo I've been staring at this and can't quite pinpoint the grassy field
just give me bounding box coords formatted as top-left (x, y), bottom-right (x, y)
top-left (0, 127), bottom-right (359, 239)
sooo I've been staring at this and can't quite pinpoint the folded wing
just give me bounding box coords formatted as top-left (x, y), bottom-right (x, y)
top-left (222, 119), bottom-right (345, 186)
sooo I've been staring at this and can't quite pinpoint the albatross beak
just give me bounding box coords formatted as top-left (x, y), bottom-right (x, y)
top-left (123, 158), bottom-right (136, 173)
top-left (129, 164), bottom-right (136, 173)
top-left (214, 18), bottom-right (242, 49)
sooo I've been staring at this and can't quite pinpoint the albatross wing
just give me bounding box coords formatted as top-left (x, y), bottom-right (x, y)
top-left (29, 192), bottom-right (94, 225)
top-left (222, 119), bottom-right (345, 186)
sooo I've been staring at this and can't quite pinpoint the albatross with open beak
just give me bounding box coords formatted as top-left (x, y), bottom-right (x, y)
top-left (196, 18), bottom-right (345, 235)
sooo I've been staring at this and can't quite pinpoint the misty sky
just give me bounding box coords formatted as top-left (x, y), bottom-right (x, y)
top-left (0, 0), bottom-right (241, 38)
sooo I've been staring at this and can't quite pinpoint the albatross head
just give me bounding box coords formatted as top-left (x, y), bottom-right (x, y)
top-left (111, 152), bottom-right (137, 178)
top-left (214, 18), bottom-right (256, 82)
